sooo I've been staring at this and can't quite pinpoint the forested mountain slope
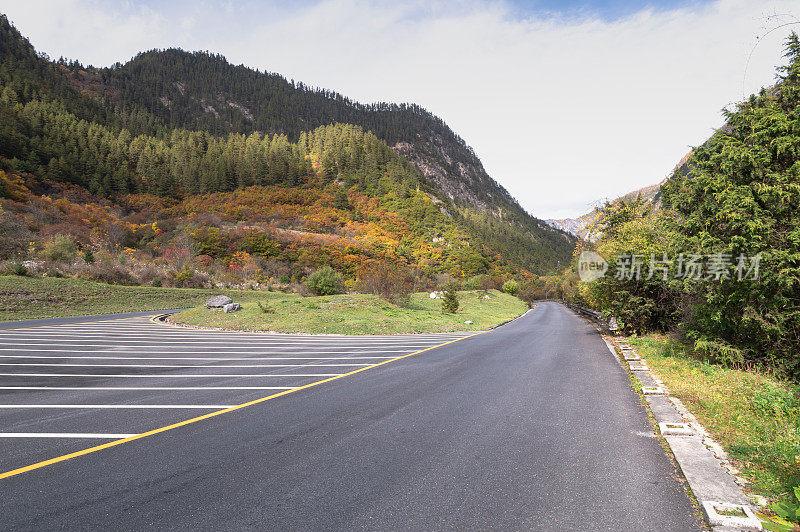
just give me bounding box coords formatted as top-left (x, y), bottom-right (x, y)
top-left (0, 15), bottom-right (573, 273)
top-left (0, 14), bottom-right (573, 286)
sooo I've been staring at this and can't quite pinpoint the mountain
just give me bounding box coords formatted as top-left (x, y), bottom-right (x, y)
top-left (0, 14), bottom-right (574, 284)
top-left (546, 182), bottom-right (660, 240)
top-left (545, 213), bottom-right (598, 240)
top-left (86, 48), bottom-right (518, 210)
top-left (546, 172), bottom-right (682, 240)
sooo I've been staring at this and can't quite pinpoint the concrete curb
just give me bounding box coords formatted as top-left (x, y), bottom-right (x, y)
top-left (602, 337), bottom-right (764, 532)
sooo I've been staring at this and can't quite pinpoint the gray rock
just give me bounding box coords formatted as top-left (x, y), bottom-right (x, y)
top-left (464, 320), bottom-right (474, 325)
top-left (223, 302), bottom-right (241, 313)
top-left (206, 295), bottom-right (233, 308)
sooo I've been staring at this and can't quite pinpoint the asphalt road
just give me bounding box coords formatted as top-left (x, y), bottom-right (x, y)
top-left (0, 302), bottom-right (701, 531)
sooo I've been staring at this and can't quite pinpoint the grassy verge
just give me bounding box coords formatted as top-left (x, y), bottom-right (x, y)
top-left (170, 289), bottom-right (527, 335)
top-left (628, 335), bottom-right (800, 502)
top-left (0, 275), bottom-right (258, 321)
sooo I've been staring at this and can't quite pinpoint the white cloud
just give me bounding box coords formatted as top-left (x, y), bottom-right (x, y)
top-left (1, 0), bottom-right (799, 218)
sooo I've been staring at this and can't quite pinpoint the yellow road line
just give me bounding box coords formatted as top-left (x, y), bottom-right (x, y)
top-left (0, 331), bottom-right (483, 480)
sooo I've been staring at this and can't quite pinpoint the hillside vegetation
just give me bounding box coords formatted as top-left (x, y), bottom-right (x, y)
top-left (631, 336), bottom-right (799, 501)
top-left (0, 14), bottom-right (574, 279)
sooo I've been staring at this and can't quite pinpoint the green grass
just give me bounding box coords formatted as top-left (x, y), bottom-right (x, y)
top-left (171, 289), bottom-right (527, 335)
top-left (0, 275), bottom-right (259, 321)
top-left (0, 275), bottom-right (527, 333)
top-left (628, 335), bottom-right (800, 502)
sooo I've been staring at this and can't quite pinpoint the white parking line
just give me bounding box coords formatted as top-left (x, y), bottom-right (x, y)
top-left (0, 405), bottom-right (235, 409)
top-left (0, 348), bottom-right (417, 353)
top-left (0, 373), bottom-right (343, 378)
top-left (0, 433), bottom-right (137, 438)
top-left (0, 386), bottom-right (295, 390)
top-left (0, 319), bottom-right (468, 455)
top-left (13, 335), bottom-right (471, 340)
top-left (11, 325), bottom-right (467, 334)
top-left (0, 329), bottom-right (463, 344)
top-left (0, 355), bottom-right (397, 360)
top-left (0, 363), bottom-right (372, 368)
top-left (0, 332), bottom-right (466, 342)
top-left (0, 328), bottom-right (466, 336)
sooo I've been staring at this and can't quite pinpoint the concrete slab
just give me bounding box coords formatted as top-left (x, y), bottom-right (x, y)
top-left (646, 395), bottom-right (684, 423)
top-left (613, 332), bottom-right (760, 528)
top-left (665, 436), bottom-right (749, 505)
top-left (658, 422), bottom-right (695, 436)
top-left (701, 501), bottom-right (762, 531)
top-left (634, 372), bottom-right (657, 387)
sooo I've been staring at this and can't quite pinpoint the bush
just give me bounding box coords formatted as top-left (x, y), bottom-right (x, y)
top-left (518, 279), bottom-right (546, 303)
top-left (502, 279), bottom-right (519, 296)
top-left (6, 261), bottom-right (27, 276)
top-left (173, 268), bottom-right (195, 287)
top-left (152, 278), bottom-right (162, 287)
top-left (172, 268), bottom-right (209, 289)
top-left (479, 275), bottom-right (504, 291)
top-left (83, 249), bottom-right (95, 264)
top-left (770, 486), bottom-right (800, 530)
top-left (0, 211), bottom-right (33, 259)
top-left (278, 274), bottom-right (291, 284)
top-left (41, 235), bottom-right (77, 263)
top-left (463, 274), bottom-right (487, 290)
top-left (441, 284), bottom-right (459, 313)
top-left (305, 266), bottom-right (345, 296)
top-left (356, 261), bottom-right (414, 305)
top-left (74, 263), bottom-right (137, 285)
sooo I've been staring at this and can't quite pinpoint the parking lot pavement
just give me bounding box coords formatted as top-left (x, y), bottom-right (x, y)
top-left (0, 313), bottom-right (470, 473)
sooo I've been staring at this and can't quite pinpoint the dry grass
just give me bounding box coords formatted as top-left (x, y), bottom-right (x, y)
top-left (0, 274), bottom-right (253, 320)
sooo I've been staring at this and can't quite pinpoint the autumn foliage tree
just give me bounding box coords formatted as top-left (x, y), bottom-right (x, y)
top-left (356, 260), bottom-right (415, 305)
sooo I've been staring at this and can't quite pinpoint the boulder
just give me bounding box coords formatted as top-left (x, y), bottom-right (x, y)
top-left (464, 320), bottom-right (474, 325)
top-left (223, 302), bottom-right (241, 313)
top-left (206, 295), bottom-right (233, 308)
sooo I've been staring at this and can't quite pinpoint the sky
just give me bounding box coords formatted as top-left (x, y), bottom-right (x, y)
top-left (1, 0), bottom-right (799, 219)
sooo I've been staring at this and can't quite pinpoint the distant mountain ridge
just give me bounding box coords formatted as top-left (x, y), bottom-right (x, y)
top-left (545, 152), bottom-right (695, 240)
top-left (545, 182), bottom-right (662, 239)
